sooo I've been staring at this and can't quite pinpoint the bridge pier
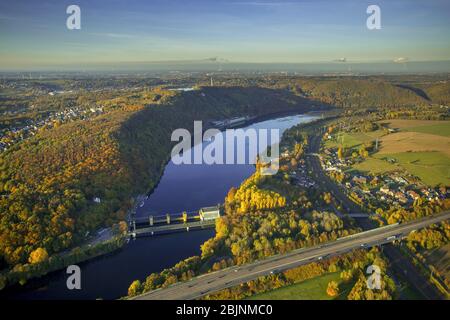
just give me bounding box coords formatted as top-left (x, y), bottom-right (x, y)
top-left (149, 215), bottom-right (153, 226)
top-left (166, 214), bottom-right (171, 224)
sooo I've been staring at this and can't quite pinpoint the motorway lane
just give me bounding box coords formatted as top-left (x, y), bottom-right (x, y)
top-left (133, 211), bottom-right (450, 300)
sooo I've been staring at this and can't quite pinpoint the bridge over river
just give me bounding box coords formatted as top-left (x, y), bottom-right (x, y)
top-left (129, 206), bottom-right (221, 237)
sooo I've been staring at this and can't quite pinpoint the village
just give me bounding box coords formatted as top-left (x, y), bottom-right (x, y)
top-left (320, 144), bottom-right (447, 212)
top-left (0, 104), bottom-right (104, 153)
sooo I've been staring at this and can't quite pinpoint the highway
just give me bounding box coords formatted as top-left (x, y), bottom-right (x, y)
top-left (306, 135), bottom-right (368, 220)
top-left (132, 211), bottom-right (450, 300)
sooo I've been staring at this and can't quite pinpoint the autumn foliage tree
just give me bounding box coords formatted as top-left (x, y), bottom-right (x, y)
top-left (326, 280), bottom-right (339, 297)
top-left (128, 280), bottom-right (142, 297)
top-left (28, 248), bottom-right (49, 264)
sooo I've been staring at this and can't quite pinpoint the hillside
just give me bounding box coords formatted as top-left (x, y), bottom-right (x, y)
top-left (290, 78), bottom-right (429, 109)
top-left (0, 86), bottom-right (317, 270)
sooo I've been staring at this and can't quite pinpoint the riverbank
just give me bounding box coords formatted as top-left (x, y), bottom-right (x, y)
top-left (0, 233), bottom-right (127, 293)
top-left (132, 107), bottom-right (331, 213)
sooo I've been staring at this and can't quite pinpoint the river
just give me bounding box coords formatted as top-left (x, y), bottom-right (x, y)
top-left (6, 113), bottom-right (319, 300)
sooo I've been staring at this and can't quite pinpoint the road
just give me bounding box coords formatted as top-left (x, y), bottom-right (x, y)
top-left (306, 135), bottom-right (368, 219)
top-left (132, 211), bottom-right (450, 300)
top-left (305, 132), bottom-right (444, 299)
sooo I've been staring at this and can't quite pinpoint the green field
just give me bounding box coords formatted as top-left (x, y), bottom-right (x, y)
top-left (335, 121), bottom-right (450, 186)
top-left (247, 272), bottom-right (351, 300)
top-left (380, 119), bottom-right (450, 138)
top-left (325, 130), bottom-right (385, 149)
top-left (246, 270), bottom-right (425, 300)
top-left (351, 157), bottom-right (399, 175)
top-left (404, 123), bottom-right (450, 138)
top-left (373, 151), bottom-right (450, 186)
top-left (352, 151), bottom-right (450, 186)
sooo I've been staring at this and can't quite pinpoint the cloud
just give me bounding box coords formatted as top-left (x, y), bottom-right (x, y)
top-left (88, 33), bottom-right (137, 39)
top-left (393, 57), bottom-right (409, 63)
top-left (232, 1), bottom-right (297, 6)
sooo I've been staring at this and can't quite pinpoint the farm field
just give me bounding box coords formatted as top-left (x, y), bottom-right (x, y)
top-left (324, 130), bottom-right (385, 149)
top-left (375, 151), bottom-right (449, 186)
top-left (379, 119), bottom-right (450, 137)
top-left (344, 120), bottom-right (450, 186)
top-left (246, 270), bottom-right (422, 300)
top-left (247, 272), bottom-right (350, 300)
top-left (404, 123), bottom-right (450, 138)
top-left (353, 151), bottom-right (450, 186)
top-left (377, 132), bottom-right (450, 157)
top-left (351, 157), bottom-right (399, 175)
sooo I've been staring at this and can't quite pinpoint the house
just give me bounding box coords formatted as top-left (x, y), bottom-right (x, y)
top-left (380, 186), bottom-right (391, 195)
top-left (281, 150), bottom-right (290, 158)
top-left (199, 206), bottom-right (221, 221)
top-left (394, 176), bottom-right (408, 184)
top-left (407, 190), bottom-right (420, 200)
top-left (326, 166), bottom-right (341, 172)
top-left (395, 192), bottom-right (408, 204)
top-left (352, 176), bottom-right (367, 185)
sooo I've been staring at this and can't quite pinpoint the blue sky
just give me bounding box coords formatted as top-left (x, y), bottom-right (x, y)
top-left (0, 0), bottom-right (449, 69)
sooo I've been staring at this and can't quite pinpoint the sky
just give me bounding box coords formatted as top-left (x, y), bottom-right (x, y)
top-left (0, 0), bottom-right (449, 70)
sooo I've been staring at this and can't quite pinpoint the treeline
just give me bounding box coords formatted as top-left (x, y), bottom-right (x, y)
top-left (375, 198), bottom-right (450, 225)
top-left (201, 75), bottom-right (450, 111)
top-left (202, 248), bottom-right (396, 300)
top-left (406, 221), bottom-right (449, 251)
top-left (0, 234), bottom-right (126, 290)
top-left (290, 78), bottom-right (428, 109)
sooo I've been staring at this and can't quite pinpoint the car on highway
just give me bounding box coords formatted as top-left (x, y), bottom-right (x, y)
top-left (270, 269), bottom-right (281, 275)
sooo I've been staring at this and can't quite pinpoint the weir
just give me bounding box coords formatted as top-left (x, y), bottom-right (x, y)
top-left (129, 206), bottom-right (221, 238)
